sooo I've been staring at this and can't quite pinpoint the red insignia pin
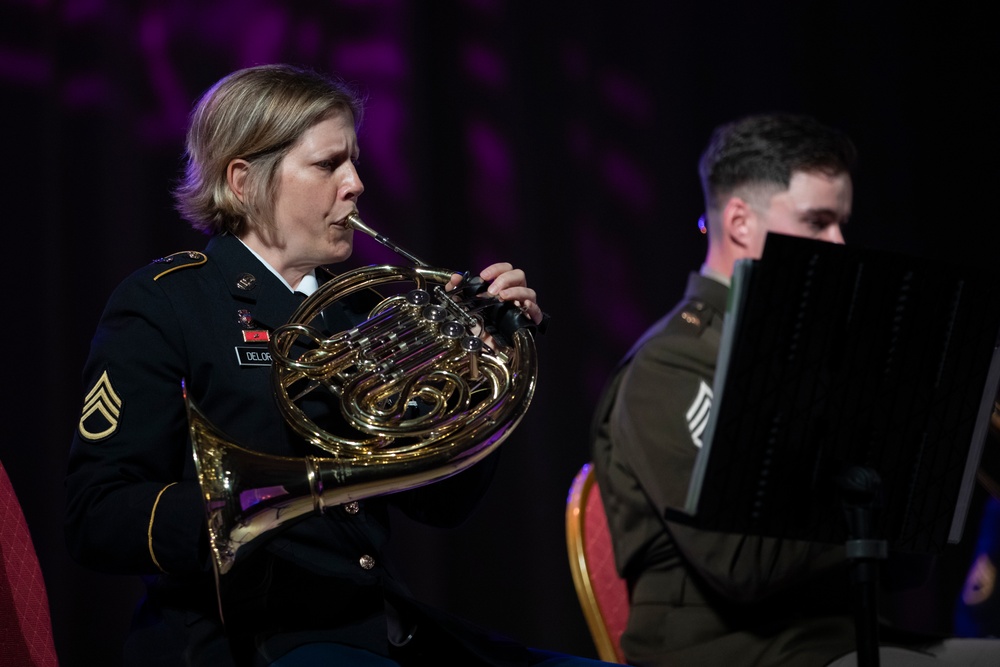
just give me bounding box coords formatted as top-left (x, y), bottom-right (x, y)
top-left (242, 330), bottom-right (270, 343)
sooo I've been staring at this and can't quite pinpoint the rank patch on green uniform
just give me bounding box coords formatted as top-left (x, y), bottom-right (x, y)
top-left (685, 380), bottom-right (713, 448)
top-left (79, 370), bottom-right (123, 441)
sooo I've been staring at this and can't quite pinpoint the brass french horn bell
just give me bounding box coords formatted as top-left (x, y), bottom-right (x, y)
top-left (188, 211), bottom-right (538, 579)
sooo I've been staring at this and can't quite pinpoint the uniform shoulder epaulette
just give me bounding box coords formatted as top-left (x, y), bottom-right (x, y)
top-left (151, 251), bottom-right (208, 281)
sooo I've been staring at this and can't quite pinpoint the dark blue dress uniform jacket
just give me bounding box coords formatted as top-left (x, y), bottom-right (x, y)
top-left (65, 233), bottom-right (506, 666)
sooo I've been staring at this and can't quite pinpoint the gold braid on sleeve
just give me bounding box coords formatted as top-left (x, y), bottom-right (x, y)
top-left (148, 482), bottom-right (178, 573)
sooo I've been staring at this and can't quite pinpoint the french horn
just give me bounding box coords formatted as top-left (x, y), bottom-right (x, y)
top-left (188, 211), bottom-right (538, 583)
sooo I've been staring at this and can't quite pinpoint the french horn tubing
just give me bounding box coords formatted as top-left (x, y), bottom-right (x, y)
top-left (188, 211), bottom-right (538, 582)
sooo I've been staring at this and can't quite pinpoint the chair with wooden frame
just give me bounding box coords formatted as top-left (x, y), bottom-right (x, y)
top-left (565, 462), bottom-right (629, 664)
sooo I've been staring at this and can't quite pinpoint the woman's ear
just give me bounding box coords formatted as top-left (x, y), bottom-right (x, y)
top-left (226, 158), bottom-right (250, 202)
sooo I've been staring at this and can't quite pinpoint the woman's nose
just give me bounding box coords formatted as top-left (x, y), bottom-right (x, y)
top-left (345, 165), bottom-right (364, 200)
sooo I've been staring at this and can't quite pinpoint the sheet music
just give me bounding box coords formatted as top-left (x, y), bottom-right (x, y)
top-left (677, 233), bottom-right (1000, 552)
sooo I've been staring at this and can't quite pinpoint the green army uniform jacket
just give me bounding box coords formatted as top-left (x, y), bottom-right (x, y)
top-left (592, 271), bottom-right (863, 667)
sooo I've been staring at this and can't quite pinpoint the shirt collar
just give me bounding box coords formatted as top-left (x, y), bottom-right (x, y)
top-left (236, 237), bottom-right (319, 296)
top-left (699, 264), bottom-right (731, 288)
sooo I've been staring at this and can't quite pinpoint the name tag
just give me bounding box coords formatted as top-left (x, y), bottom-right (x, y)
top-left (236, 346), bottom-right (273, 367)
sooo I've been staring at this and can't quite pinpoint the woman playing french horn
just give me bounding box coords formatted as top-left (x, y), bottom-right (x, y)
top-left (65, 63), bottom-right (608, 667)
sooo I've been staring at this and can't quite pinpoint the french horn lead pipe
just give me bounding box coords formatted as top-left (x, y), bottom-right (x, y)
top-left (346, 210), bottom-right (429, 267)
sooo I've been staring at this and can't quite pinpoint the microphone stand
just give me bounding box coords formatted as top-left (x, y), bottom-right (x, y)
top-left (838, 466), bottom-right (887, 667)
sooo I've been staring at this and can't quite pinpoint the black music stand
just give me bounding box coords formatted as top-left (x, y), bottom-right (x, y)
top-left (677, 234), bottom-right (1000, 667)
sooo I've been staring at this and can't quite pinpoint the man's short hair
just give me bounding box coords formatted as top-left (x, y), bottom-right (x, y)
top-left (698, 113), bottom-right (857, 215)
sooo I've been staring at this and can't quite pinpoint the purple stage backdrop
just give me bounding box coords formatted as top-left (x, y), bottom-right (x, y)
top-left (1, 1), bottom-right (996, 664)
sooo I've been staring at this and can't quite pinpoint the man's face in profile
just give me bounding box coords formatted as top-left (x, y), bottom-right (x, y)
top-left (748, 169), bottom-right (853, 257)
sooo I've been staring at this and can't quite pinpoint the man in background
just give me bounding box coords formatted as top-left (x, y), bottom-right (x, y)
top-left (591, 113), bottom-right (1000, 666)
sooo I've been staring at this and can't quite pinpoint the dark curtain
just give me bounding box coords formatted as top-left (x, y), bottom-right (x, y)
top-left (1, 1), bottom-right (997, 664)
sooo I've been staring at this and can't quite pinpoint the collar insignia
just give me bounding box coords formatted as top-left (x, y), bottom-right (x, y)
top-left (236, 273), bottom-right (257, 291)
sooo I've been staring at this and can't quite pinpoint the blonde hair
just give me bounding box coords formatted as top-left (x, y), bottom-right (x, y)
top-left (173, 64), bottom-right (364, 236)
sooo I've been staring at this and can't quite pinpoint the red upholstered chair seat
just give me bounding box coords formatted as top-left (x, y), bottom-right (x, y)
top-left (1, 460), bottom-right (59, 666)
top-left (566, 462), bottom-right (629, 664)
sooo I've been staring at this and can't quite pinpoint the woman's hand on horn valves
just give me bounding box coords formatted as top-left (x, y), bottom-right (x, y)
top-left (446, 262), bottom-right (543, 326)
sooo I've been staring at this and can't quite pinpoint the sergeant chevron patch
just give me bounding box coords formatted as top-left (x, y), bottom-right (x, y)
top-left (79, 370), bottom-right (123, 441)
top-left (685, 380), bottom-right (713, 448)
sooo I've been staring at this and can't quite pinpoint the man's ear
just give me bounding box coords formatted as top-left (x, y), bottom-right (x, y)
top-left (226, 158), bottom-right (250, 202)
top-left (721, 196), bottom-right (754, 250)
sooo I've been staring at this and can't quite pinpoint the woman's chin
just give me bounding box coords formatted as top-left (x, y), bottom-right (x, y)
top-left (324, 241), bottom-right (353, 265)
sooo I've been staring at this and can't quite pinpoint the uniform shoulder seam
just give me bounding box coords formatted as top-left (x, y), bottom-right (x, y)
top-left (151, 251), bottom-right (208, 281)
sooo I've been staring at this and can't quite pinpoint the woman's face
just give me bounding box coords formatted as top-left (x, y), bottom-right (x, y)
top-left (268, 113), bottom-right (364, 271)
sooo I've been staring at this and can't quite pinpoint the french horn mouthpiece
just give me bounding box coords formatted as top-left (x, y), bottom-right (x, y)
top-left (345, 210), bottom-right (428, 267)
